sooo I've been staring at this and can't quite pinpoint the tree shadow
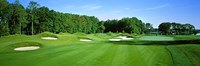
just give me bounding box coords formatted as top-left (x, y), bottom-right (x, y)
top-left (108, 40), bottom-right (200, 45)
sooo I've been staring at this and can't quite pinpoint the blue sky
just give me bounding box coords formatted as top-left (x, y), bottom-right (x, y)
top-left (7, 0), bottom-right (200, 29)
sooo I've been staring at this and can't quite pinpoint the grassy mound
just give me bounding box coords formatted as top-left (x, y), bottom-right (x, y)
top-left (78, 37), bottom-right (93, 40)
top-left (106, 32), bottom-right (119, 36)
top-left (37, 32), bottom-right (58, 38)
top-left (119, 33), bottom-right (133, 37)
top-left (11, 42), bottom-right (42, 47)
top-left (58, 32), bottom-right (72, 35)
top-left (1, 42), bottom-right (42, 52)
top-left (73, 32), bottom-right (87, 36)
top-left (94, 33), bottom-right (112, 39)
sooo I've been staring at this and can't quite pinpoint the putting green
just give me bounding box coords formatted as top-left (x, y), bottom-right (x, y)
top-left (0, 33), bottom-right (200, 66)
top-left (138, 36), bottom-right (174, 41)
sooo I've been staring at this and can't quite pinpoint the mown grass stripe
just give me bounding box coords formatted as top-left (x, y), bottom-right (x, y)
top-left (176, 46), bottom-right (195, 66)
top-left (73, 44), bottom-right (112, 66)
top-left (111, 45), bottom-right (131, 66)
top-left (181, 45), bottom-right (200, 66)
top-left (89, 44), bottom-right (118, 66)
top-left (38, 44), bottom-right (104, 66)
top-left (0, 44), bottom-right (94, 66)
top-left (128, 45), bottom-right (145, 66)
top-left (136, 46), bottom-right (155, 65)
top-left (136, 45), bottom-right (173, 66)
top-left (166, 46), bottom-right (192, 66)
top-left (33, 44), bottom-right (91, 56)
top-left (165, 46), bottom-right (175, 66)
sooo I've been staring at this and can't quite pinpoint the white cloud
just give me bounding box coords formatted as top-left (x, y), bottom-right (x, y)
top-left (81, 5), bottom-right (102, 10)
top-left (97, 14), bottom-right (123, 21)
top-left (64, 5), bottom-right (102, 11)
top-left (145, 4), bottom-right (169, 10)
top-left (124, 8), bottom-right (130, 10)
top-left (111, 10), bottom-right (123, 14)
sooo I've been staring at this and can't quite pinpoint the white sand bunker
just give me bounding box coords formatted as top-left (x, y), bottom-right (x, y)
top-left (109, 36), bottom-right (134, 41)
top-left (117, 36), bottom-right (133, 40)
top-left (41, 37), bottom-right (58, 40)
top-left (109, 38), bottom-right (121, 41)
top-left (14, 46), bottom-right (40, 51)
top-left (80, 39), bottom-right (92, 42)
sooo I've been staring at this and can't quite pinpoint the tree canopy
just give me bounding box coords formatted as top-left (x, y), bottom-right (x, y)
top-left (158, 22), bottom-right (196, 35)
top-left (103, 17), bottom-right (145, 34)
top-left (0, 0), bottom-right (197, 36)
top-left (0, 0), bottom-right (101, 36)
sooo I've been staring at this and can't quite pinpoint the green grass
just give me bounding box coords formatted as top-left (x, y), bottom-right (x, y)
top-left (138, 36), bottom-right (174, 41)
top-left (173, 35), bottom-right (200, 40)
top-left (0, 33), bottom-right (200, 66)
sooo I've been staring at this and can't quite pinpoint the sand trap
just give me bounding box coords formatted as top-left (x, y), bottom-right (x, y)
top-left (121, 38), bottom-right (133, 40)
top-left (80, 39), bottom-right (92, 42)
top-left (116, 36), bottom-right (127, 39)
top-left (109, 39), bottom-right (121, 41)
top-left (14, 46), bottom-right (40, 51)
top-left (41, 37), bottom-right (58, 40)
top-left (109, 36), bottom-right (133, 41)
top-left (116, 36), bottom-right (133, 40)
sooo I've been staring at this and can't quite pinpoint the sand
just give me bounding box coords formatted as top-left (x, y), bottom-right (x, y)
top-left (41, 37), bottom-right (58, 40)
top-left (109, 39), bottom-right (121, 41)
top-left (116, 36), bottom-right (133, 40)
top-left (80, 39), bottom-right (92, 42)
top-left (109, 36), bottom-right (133, 41)
top-left (14, 46), bottom-right (40, 51)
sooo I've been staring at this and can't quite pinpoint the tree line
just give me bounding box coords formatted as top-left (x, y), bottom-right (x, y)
top-left (158, 22), bottom-right (197, 35)
top-left (0, 0), bottom-right (102, 36)
top-left (103, 17), bottom-right (145, 34)
top-left (0, 0), bottom-right (147, 36)
top-left (0, 0), bottom-right (197, 36)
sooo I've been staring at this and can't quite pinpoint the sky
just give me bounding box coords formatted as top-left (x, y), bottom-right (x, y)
top-left (7, 0), bottom-right (200, 29)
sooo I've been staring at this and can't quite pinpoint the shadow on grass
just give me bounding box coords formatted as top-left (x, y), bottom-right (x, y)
top-left (109, 40), bottom-right (200, 45)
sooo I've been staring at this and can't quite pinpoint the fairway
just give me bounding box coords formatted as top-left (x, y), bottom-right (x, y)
top-left (0, 33), bottom-right (200, 66)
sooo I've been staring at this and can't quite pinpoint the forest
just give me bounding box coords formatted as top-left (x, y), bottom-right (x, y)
top-left (0, 0), bottom-right (197, 36)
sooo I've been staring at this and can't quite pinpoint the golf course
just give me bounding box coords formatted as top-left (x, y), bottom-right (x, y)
top-left (0, 32), bottom-right (200, 66)
top-left (1, 0), bottom-right (200, 66)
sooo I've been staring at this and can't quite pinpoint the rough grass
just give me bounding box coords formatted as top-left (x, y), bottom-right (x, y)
top-left (0, 33), bottom-right (200, 66)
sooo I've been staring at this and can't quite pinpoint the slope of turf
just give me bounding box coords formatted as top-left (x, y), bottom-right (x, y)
top-left (0, 33), bottom-right (200, 66)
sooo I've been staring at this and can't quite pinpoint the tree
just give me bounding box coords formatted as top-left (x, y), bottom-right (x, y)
top-left (182, 24), bottom-right (195, 35)
top-left (49, 10), bottom-right (60, 33)
top-left (0, 0), bottom-right (10, 36)
top-left (104, 17), bottom-right (145, 34)
top-left (145, 23), bottom-right (153, 34)
top-left (27, 1), bottom-right (40, 35)
top-left (8, 0), bottom-right (27, 34)
top-left (97, 21), bottom-right (105, 33)
top-left (158, 22), bottom-right (171, 35)
top-left (104, 19), bottom-right (119, 32)
top-left (37, 6), bottom-right (52, 33)
top-left (2, 0), bottom-right (151, 36)
top-left (158, 22), bottom-right (196, 35)
top-left (119, 17), bottom-right (144, 34)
